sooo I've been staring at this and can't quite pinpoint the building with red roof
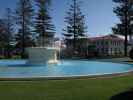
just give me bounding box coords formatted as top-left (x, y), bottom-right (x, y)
top-left (89, 34), bottom-right (125, 56)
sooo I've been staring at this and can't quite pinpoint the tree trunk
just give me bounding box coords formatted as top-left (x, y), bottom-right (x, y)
top-left (124, 0), bottom-right (128, 57)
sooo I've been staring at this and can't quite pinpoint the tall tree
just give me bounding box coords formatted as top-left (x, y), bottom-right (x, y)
top-left (15, 0), bottom-right (34, 58)
top-left (3, 8), bottom-right (14, 58)
top-left (15, 29), bottom-right (35, 49)
top-left (35, 0), bottom-right (55, 47)
top-left (63, 0), bottom-right (87, 52)
top-left (112, 0), bottom-right (133, 56)
top-left (0, 19), bottom-right (11, 57)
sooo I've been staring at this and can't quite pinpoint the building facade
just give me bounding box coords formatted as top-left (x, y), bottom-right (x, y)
top-left (90, 35), bottom-right (125, 56)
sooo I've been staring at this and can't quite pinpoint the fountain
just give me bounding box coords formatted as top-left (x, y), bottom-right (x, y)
top-left (26, 35), bottom-right (60, 64)
top-left (27, 47), bottom-right (59, 64)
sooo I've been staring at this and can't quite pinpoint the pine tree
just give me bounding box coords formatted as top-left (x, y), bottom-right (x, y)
top-left (0, 19), bottom-right (11, 57)
top-left (63, 0), bottom-right (87, 52)
top-left (3, 8), bottom-right (14, 58)
top-left (112, 0), bottom-right (133, 56)
top-left (15, 0), bottom-right (34, 58)
top-left (35, 0), bottom-right (55, 47)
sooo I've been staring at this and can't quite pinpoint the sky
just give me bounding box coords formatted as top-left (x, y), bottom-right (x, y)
top-left (0, 0), bottom-right (119, 37)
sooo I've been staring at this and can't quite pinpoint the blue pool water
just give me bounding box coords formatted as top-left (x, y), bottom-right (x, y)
top-left (0, 60), bottom-right (132, 78)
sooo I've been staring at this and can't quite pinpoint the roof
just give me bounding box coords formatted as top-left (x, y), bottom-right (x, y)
top-left (89, 35), bottom-right (124, 41)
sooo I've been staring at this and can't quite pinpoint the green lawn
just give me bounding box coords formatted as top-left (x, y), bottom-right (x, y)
top-left (0, 75), bottom-right (133, 100)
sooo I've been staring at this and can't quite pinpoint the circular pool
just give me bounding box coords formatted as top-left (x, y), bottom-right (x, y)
top-left (0, 60), bottom-right (132, 78)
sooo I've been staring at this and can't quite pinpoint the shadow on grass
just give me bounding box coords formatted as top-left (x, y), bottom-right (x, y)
top-left (110, 89), bottom-right (133, 100)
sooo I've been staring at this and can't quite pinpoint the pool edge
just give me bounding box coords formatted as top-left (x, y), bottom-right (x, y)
top-left (0, 71), bottom-right (132, 81)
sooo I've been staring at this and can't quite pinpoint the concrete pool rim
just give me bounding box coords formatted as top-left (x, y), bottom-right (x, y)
top-left (0, 70), bottom-right (132, 81)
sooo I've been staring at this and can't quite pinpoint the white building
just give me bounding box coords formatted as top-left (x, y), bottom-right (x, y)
top-left (90, 35), bottom-right (125, 56)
